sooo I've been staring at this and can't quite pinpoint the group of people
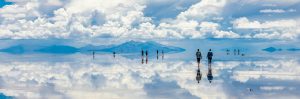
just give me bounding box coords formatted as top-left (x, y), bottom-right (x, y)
top-left (196, 49), bottom-right (214, 83)
top-left (156, 50), bottom-right (164, 60)
top-left (141, 50), bottom-right (148, 64)
top-left (196, 49), bottom-right (213, 66)
top-left (226, 49), bottom-right (244, 56)
top-left (141, 50), bottom-right (165, 64)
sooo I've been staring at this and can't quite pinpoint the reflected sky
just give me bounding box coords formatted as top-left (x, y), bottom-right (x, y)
top-left (0, 39), bottom-right (300, 99)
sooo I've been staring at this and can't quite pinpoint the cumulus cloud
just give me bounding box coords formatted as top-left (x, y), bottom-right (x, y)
top-left (0, 54), bottom-right (299, 99)
top-left (0, 0), bottom-right (299, 40)
top-left (232, 17), bottom-right (297, 29)
top-left (232, 17), bottom-right (300, 39)
top-left (0, 0), bottom-right (240, 39)
top-left (0, 56), bottom-right (218, 99)
top-left (232, 59), bottom-right (300, 83)
top-left (176, 0), bottom-right (227, 21)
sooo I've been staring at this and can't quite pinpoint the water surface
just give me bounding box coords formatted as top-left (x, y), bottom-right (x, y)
top-left (0, 39), bottom-right (299, 99)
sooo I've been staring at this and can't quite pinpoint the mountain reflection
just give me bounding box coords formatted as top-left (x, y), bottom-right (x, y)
top-left (0, 54), bottom-right (299, 99)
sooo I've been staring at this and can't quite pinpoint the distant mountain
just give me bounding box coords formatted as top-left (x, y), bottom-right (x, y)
top-left (101, 40), bottom-right (185, 53)
top-left (0, 45), bottom-right (25, 54)
top-left (36, 45), bottom-right (79, 54)
top-left (287, 48), bottom-right (300, 51)
top-left (263, 47), bottom-right (282, 53)
top-left (0, 41), bottom-right (185, 54)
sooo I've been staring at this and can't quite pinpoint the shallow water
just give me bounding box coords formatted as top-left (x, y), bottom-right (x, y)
top-left (0, 39), bottom-right (300, 99)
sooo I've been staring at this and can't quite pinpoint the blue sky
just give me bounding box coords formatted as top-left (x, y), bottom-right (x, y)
top-left (0, 0), bottom-right (299, 40)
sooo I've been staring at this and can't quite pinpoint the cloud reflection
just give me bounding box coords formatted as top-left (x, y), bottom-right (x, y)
top-left (0, 54), bottom-right (299, 99)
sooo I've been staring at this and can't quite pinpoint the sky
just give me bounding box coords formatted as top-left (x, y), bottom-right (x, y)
top-left (0, 0), bottom-right (299, 40)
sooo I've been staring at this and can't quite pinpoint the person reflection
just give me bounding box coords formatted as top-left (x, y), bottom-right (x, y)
top-left (207, 64), bottom-right (213, 83)
top-left (157, 50), bottom-right (159, 60)
top-left (92, 51), bottom-right (95, 59)
top-left (234, 49), bottom-right (236, 55)
top-left (141, 50), bottom-right (144, 64)
top-left (196, 67), bottom-right (202, 83)
top-left (162, 50), bottom-right (164, 60)
top-left (113, 52), bottom-right (116, 58)
top-left (207, 49), bottom-right (214, 83)
top-left (226, 49), bottom-right (230, 55)
top-left (146, 50), bottom-right (148, 64)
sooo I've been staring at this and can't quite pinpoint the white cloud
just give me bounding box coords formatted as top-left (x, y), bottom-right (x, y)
top-left (0, 57), bottom-right (224, 99)
top-left (233, 59), bottom-right (300, 83)
top-left (260, 9), bottom-right (286, 13)
top-left (0, 0), bottom-right (239, 39)
top-left (177, 0), bottom-right (227, 21)
top-left (232, 17), bottom-right (297, 29)
top-left (260, 9), bottom-right (297, 13)
top-left (0, 0), bottom-right (152, 39)
top-left (232, 17), bottom-right (300, 39)
top-left (0, 0), bottom-right (299, 40)
top-left (0, 55), bottom-right (300, 99)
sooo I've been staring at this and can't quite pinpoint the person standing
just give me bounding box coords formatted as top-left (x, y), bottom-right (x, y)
top-left (234, 49), bottom-right (236, 55)
top-left (113, 52), bottom-right (116, 58)
top-left (157, 50), bottom-right (159, 60)
top-left (207, 49), bottom-right (213, 65)
top-left (207, 67), bottom-right (213, 83)
top-left (141, 50), bottom-right (144, 64)
top-left (141, 50), bottom-right (144, 59)
top-left (196, 68), bottom-right (202, 83)
top-left (162, 50), bottom-right (164, 60)
top-left (146, 50), bottom-right (148, 64)
top-left (93, 51), bottom-right (95, 59)
top-left (196, 49), bottom-right (202, 67)
top-left (226, 49), bottom-right (230, 55)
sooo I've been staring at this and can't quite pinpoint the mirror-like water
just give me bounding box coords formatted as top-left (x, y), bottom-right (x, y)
top-left (0, 39), bottom-right (299, 99)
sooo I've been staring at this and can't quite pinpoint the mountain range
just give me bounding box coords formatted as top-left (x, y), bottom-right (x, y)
top-left (101, 40), bottom-right (185, 53)
top-left (0, 41), bottom-right (185, 54)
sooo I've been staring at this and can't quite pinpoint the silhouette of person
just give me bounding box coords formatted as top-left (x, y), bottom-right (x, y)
top-left (162, 50), bottom-right (164, 60)
top-left (141, 50), bottom-right (144, 59)
top-left (141, 50), bottom-right (144, 64)
top-left (196, 68), bottom-right (202, 83)
top-left (146, 50), bottom-right (148, 64)
top-left (196, 49), bottom-right (202, 67)
top-left (237, 49), bottom-right (240, 55)
top-left (247, 88), bottom-right (253, 92)
top-left (157, 50), bottom-right (159, 60)
top-left (234, 49), bottom-right (236, 55)
top-left (93, 51), bottom-right (95, 59)
top-left (207, 49), bottom-right (213, 65)
top-left (226, 49), bottom-right (230, 55)
top-left (207, 65), bottom-right (213, 83)
top-left (113, 52), bottom-right (116, 58)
